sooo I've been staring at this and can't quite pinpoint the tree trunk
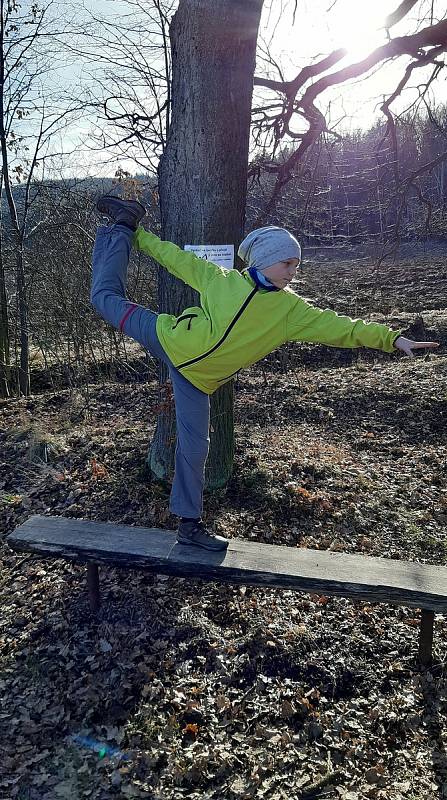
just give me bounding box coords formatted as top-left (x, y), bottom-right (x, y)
top-left (0, 241), bottom-right (10, 397)
top-left (149, 0), bottom-right (263, 490)
top-left (17, 246), bottom-right (30, 396)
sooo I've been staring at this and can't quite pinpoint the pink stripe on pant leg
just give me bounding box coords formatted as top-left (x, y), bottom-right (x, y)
top-left (119, 303), bottom-right (138, 332)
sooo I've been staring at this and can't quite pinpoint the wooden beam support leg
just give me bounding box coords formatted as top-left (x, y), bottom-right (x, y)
top-left (87, 564), bottom-right (101, 612)
top-left (419, 608), bottom-right (435, 665)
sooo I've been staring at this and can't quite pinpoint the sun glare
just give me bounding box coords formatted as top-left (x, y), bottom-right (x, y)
top-left (268, 0), bottom-right (398, 68)
top-left (261, 0), bottom-right (446, 131)
top-left (329, 0), bottom-right (391, 61)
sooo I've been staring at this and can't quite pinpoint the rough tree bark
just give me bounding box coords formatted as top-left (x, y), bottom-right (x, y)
top-left (148, 0), bottom-right (263, 490)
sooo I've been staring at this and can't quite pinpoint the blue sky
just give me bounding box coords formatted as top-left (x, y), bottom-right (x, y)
top-left (30, 0), bottom-right (447, 176)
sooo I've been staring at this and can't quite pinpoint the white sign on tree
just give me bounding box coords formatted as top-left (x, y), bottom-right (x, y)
top-left (184, 244), bottom-right (234, 269)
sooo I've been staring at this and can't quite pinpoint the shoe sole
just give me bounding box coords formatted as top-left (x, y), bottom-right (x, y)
top-left (176, 535), bottom-right (228, 551)
top-left (96, 196), bottom-right (146, 220)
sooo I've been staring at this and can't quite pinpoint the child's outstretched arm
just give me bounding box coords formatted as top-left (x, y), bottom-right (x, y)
top-left (286, 296), bottom-right (439, 354)
top-left (133, 227), bottom-right (223, 294)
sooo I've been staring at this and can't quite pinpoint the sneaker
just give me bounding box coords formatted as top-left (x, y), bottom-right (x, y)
top-left (96, 195), bottom-right (146, 230)
top-left (177, 520), bottom-right (229, 551)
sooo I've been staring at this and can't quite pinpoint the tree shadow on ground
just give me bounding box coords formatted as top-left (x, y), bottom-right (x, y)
top-left (0, 563), bottom-right (183, 737)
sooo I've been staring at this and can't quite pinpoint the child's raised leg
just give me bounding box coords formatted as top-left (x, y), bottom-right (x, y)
top-left (91, 224), bottom-right (165, 358)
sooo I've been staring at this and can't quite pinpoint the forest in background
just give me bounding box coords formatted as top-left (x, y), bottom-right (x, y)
top-left (3, 106), bottom-right (447, 398)
top-left (3, 0), bottom-right (447, 400)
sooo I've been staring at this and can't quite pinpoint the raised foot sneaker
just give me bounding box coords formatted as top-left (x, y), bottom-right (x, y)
top-left (177, 520), bottom-right (229, 551)
top-left (96, 195), bottom-right (146, 230)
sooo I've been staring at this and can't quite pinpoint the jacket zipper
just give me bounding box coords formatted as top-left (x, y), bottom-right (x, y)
top-left (176, 286), bottom-right (258, 370)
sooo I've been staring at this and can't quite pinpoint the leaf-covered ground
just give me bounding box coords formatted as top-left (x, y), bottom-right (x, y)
top-left (1, 251), bottom-right (447, 800)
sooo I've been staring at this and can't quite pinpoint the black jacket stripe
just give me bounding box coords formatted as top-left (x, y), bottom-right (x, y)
top-left (176, 286), bottom-right (259, 370)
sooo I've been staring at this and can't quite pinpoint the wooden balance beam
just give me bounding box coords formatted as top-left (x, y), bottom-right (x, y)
top-left (7, 514), bottom-right (447, 666)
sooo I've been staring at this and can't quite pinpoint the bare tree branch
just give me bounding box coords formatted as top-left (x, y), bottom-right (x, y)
top-left (254, 47), bottom-right (347, 96)
top-left (384, 0), bottom-right (420, 32)
top-left (253, 17), bottom-right (447, 221)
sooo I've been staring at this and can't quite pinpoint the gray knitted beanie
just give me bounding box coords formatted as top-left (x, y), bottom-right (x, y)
top-left (238, 226), bottom-right (301, 271)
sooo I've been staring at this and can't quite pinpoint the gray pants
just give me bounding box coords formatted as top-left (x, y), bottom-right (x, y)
top-left (91, 224), bottom-right (210, 518)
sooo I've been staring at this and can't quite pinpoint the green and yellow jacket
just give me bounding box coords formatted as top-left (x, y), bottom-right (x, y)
top-left (133, 227), bottom-right (400, 395)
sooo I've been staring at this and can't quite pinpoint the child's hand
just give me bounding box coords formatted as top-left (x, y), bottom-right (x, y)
top-left (394, 336), bottom-right (439, 357)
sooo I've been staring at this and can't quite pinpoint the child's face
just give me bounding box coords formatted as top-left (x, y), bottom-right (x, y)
top-left (262, 258), bottom-right (300, 289)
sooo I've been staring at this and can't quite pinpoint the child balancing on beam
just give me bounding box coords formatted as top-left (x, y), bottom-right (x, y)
top-left (91, 195), bottom-right (439, 551)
